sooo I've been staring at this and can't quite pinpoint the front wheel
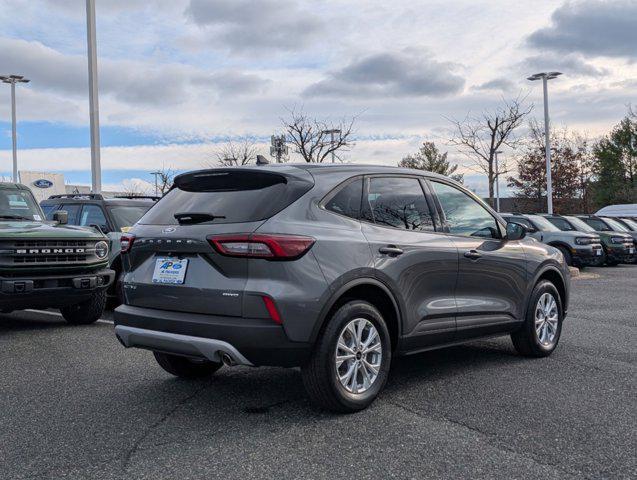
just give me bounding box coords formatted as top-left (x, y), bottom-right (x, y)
top-left (511, 280), bottom-right (563, 357)
top-left (60, 289), bottom-right (107, 325)
top-left (302, 300), bottom-right (391, 413)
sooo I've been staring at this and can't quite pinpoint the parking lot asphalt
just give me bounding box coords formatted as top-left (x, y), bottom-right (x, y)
top-left (1, 266), bottom-right (636, 480)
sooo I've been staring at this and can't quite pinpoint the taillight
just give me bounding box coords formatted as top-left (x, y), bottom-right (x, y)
top-left (120, 234), bottom-right (135, 253)
top-left (262, 296), bottom-right (282, 324)
top-left (207, 234), bottom-right (315, 260)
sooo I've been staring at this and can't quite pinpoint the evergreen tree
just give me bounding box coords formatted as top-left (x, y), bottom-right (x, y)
top-left (398, 141), bottom-right (464, 183)
top-left (591, 111), bottom-right (637, 206)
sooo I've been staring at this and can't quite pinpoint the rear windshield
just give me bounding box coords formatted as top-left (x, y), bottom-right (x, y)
top-left (139, 169), bottom-right (313, 225)
top-left (107, 205), bottom-right (152, 231)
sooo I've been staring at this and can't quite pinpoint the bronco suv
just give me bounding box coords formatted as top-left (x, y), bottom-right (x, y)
top-left (0, 183), bottom-right (114, 323)
top-left (114, 165), bottom-right (570, 412)
top-left (501, 213), bottom-right (603, 267)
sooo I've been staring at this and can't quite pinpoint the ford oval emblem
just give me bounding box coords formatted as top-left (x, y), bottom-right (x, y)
top-left (33, 179), bottom-right (54, 189)
top-left (162, 226), bottom-right (177, 233)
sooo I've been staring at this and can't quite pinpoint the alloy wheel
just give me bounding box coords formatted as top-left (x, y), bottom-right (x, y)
top-left (335, 318), bottom-right (383, 394)
top-left (534, 292), bottom-right (559, 347)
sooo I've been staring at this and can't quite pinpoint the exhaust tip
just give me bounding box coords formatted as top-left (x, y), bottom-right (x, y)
top-left (220, 352), bottom-right (235, 366)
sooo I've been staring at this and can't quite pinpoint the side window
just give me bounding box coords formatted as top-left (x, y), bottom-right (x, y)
top-left (80, 205), bottom-right (108, 230)
top-left (60, 204), bottom-right (82, 225)
top-left (363, 177), bottom-right (434, 231)
top-left (324, 178), bottom-right (363, 220)
top-left (430, 181), bottom-right (500, 238)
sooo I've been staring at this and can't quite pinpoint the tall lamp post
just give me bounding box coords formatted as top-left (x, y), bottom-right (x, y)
top-left (494, 150), bottom-right (503, 213)
top-left (0, 75), bottom-right (30, 183)
top-left (150, 171), bottom-right (161, 197)
top-left (527, 71), bottom-right (562, 214)
top-left (322, 129), bottom-right (341, 163)
top-left (86, 0), bottom-right (101, 193)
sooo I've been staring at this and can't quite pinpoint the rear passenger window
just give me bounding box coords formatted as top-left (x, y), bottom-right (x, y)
top-left (324, 178), bottom-right (363, 219)
top-left (363, 177), bottom-right (434, 231)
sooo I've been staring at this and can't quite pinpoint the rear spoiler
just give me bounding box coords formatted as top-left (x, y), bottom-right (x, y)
top-left (173, 169), bottom-right (288, 192)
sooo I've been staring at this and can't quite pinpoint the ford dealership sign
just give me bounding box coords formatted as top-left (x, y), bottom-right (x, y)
top-left (33, 179), bottom-right (54, 189)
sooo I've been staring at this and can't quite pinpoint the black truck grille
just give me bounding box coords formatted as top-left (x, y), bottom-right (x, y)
top-left (0, 239), bottom-right (96, 266)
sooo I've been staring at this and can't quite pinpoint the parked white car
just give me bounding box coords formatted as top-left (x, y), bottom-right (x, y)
top-left (596, 204), bottom-right (637, 217)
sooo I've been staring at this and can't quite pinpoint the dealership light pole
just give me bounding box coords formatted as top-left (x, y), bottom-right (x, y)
top-left (322, 129), bottom-right (341, 163)
top-left (151, 171), bottom-right (161, 197)
top-left (527, 71), bottom-right (562, 214)
top-left (86, 0), bottom-right (101, 193)
top-left (0, 75), bottom-right (30, 183)
top-left (494, 150), bottom-right (503, 212)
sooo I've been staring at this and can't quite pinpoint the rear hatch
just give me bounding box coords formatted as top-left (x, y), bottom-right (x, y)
top-left (122, 167), bottom-right (314, 316)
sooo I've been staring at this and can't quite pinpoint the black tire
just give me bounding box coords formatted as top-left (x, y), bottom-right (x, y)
top-left (153, 352), bottom-right (222, 378)
top-left (301, 300), bottom-right (391, 413)
top-left (511, 280), bottom-right (563, 357)
top-left (60, 289), bottom-right (107, 325)
top-left (106, 270), bottom-right (125, 310)
top-left (555, 245), bottom-right (573, 267)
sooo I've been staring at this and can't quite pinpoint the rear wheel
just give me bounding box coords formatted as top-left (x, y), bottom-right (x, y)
top-left (302, 300), bottom-right (391, 413)
top-left (61, 289), bottom-right (107, 325)
top-left (511, 280), bottom-right (563, 357)
top-left (153, 352), bottom-right (222, 378)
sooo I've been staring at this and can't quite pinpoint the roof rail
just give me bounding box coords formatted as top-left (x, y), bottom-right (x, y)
top-left (48, 193), bottom-right (104, 200)
top-left (113, 195), bottom-right (160, 201)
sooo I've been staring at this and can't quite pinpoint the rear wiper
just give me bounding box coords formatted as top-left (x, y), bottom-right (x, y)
top-left (173, 212), bottom-right (226, 225)
top-left (0, 214), bottom-right (32, 221)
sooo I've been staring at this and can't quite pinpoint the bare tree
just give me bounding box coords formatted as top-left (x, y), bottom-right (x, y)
top-left (207, 138), bottom-right (259, 167)
top-left (121, 179), bottom-right (148, 197)
top-left (448, 96), bottom-right (533, 205)
top-left (282, 107), bottom-right (357, 163)
top-left (152, 166), bottom-right (177, 196)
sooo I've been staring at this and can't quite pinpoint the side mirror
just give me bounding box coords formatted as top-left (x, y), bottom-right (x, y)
top-left (506, 222), bottom-right (527, 241)
top-left (53, 210), bottom-right (68, 225)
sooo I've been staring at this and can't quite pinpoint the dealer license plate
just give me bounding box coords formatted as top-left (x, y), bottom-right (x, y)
top-left (152, 258), bottom-right (188, 284)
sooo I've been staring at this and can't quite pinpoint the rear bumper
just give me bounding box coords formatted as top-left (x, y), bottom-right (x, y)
top-left (113, 304), bottom-right (311, 367)
top-left (0, 268), bottom-right (115, 310)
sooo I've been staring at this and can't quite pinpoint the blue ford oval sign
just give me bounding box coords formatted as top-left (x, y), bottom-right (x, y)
top-left (33, 179), bottom-right (54, 189)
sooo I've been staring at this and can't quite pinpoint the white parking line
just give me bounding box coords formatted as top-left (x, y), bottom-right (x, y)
top-left (24, 309), bottom-right (114, 325)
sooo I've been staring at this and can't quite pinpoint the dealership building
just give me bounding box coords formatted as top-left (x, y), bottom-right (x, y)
top-left (18, 171), bottom-right (124, 203)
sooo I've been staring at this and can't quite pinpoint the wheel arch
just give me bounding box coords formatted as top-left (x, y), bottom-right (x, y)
top-left (529, 265), bottom-right (568, 318)
top-left (310, 278), bottom-right (403, 351)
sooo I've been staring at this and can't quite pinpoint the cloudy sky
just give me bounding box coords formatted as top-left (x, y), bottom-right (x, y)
top-left (0, 0), bottom-right (636, 194)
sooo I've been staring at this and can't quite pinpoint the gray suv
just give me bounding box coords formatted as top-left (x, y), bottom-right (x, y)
top-left (114, 165), bottom-right (570, 412)
top-left (501, 214), bottom-right (603, 267)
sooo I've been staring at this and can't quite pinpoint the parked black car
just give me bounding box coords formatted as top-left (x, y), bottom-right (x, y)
top-left (114, 165), bottom-right (570, 412)
top-left (41, 194), bottom-right (157, 304)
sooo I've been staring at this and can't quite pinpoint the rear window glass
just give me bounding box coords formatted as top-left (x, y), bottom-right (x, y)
top-left (139, 170), bottom-right (313, 225)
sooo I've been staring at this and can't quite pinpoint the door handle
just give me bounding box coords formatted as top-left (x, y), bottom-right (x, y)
top-left (379, 245), bottom-right (404, 256)
top-left (464, 250), bottom-right (482, 260)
